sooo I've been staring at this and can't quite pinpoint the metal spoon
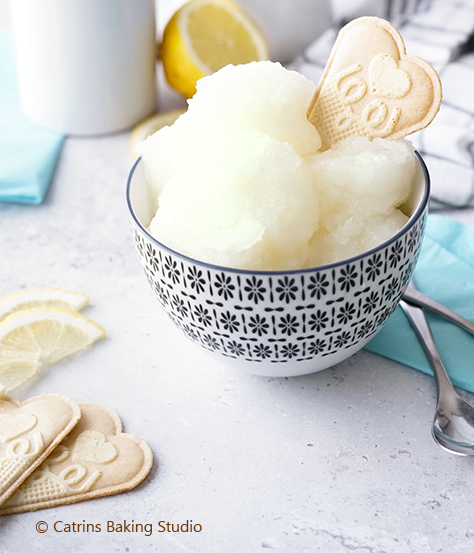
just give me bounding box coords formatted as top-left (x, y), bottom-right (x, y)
top-left (400, 298), bottom-right (474, 456)
top-left (403, 280), bottom-right (474, 337)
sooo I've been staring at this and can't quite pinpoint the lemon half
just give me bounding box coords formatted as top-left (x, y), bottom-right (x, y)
top-left (161, 0), bottom-right (269, 98)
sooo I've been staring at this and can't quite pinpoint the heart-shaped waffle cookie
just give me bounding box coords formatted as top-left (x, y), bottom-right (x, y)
top-left (307, 17), bottom-right (442, 150)
top-left (0, 403), bottom-right (153, 514)
top-left (0, 394), bottom-right (81, 505)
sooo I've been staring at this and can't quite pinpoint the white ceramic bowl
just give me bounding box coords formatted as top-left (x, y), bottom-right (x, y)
top-left (127, 154), bottom-right (430, 377)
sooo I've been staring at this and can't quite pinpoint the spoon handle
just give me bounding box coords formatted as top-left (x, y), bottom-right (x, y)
top-left (399, 300), bottom-right (453, 393)
top-left (402, 286), bottom-right (474, 337)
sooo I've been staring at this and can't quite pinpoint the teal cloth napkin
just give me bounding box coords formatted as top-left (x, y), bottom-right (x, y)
top-left (366, 214), bottom-right (474, 393)
top-left (0, 32), bottom-right (65, 205)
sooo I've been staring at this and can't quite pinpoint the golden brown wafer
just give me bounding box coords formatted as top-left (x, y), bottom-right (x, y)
top-left (0, 403), bottom-right (153, 514)
top-left (0, 394), bottom-right (81, 505)
top-left (307, 16), bottom-right (442, 150)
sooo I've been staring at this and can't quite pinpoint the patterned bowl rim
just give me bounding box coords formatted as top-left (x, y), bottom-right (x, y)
top-left (126, 151), bottom-right (430, 276)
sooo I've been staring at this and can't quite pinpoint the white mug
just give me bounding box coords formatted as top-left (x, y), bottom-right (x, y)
top-left (10, 0), bottom-right (157, 135)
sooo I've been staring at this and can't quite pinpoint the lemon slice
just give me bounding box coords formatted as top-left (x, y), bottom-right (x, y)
top-left (130, 108), bottom-right (187, 155)
top-left (161, 0), bottom-right (269, 98)
top-left (0, 288), bottom-right (90, 323)
top-left (0, 307), bottom-right (105, 394)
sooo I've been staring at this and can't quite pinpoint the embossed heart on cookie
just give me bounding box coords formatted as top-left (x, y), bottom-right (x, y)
top-left (307, 16), bottom-right (442, 150)
top-left (369, 54), bottom-right (412, 98)
top-left (0, 394), bottom-right (81, 505)
top-left (74, 430), bottom-right (118, 464)
top-left (0, 403), bottom-right (153, 514)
